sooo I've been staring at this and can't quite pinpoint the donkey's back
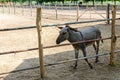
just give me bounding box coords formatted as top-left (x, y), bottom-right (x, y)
top-left (81, 26), bottom-right (102, 41)
top-left (79, 26), bottom-right (103, 47)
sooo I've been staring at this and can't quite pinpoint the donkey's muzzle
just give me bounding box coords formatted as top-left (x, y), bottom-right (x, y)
top-left (56, 35), bottom-right (66, 44)
top-left (56, 39), bottom-right (60, 44)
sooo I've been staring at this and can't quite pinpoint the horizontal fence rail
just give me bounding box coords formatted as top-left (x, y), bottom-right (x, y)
top-left (0, 18), bottom-right (120, 32)
top-left (0, 26), bottom-right (35, 31)
top-left (0, 36), bottom-right (120, 55)
top-left (0, 50), bottom-right (120, 75)
top-left (0, 6), bottom-right (119, 79)
top-left (0, 48), bottom-right (38, 55)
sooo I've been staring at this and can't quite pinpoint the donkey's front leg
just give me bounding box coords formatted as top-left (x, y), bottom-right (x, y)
top-left (81, 48), bottom-right (93, 69)
top-left (73, 49), bottom-right (79, 69)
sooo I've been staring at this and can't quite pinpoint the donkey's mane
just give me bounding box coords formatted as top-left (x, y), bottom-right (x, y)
top-left (69, 27), bottom-right (78, 32)
top-left (65, 25), bottom-right (78, 32)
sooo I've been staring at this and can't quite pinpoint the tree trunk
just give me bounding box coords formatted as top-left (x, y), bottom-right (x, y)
top-left (101, 0), bottom-right (103, 5)
top-left (114, 0), bottom-right (116, 5)
top-left (61, 0), bottom-right (64, 4)
top-left (28, 0), bottom-right (32, 6)
top-left (92, 0), bottom-right (94, 7)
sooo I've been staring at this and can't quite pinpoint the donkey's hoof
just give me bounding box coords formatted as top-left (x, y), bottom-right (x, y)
top-left (71, 65), bottom-right (77, 69)
top-left (90, 66), bottom-right (93, 69)
top-left (73, 66), bottom-right (77, 69)
top-left (89, 63), bottom-right (93, 69)
top-left (95, 60), bottom-right (99, 63)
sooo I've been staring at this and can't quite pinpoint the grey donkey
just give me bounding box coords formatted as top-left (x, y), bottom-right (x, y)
top-left (56, 25), bottom-right (103, 69)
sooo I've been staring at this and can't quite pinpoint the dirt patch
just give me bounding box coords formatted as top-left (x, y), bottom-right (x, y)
top-left (0, 9), bottom-right (120, 80)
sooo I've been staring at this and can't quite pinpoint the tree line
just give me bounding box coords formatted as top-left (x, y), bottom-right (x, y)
top-left (0, 0), bottom-right (118, 5)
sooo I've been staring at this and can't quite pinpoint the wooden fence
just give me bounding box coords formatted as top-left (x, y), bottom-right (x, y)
top-left (0, 5), bottom-right (120, 79)
top-left (0, 3), bottom-right (112, 21)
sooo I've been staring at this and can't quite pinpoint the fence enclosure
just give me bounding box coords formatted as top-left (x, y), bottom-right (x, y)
top-left (0, 3), bottom-right (114, 22)
top-left (0, 5), bottom-right (120, 79)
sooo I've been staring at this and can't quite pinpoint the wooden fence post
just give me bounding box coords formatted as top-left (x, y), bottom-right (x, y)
top-left (13, 3), bottom-right (16, 14)
top-left (110, 5), bottom-right (117, 65)
top-left (106, 4), bottom-right (110, 24)
top-left (36, 8), bottom-right (46, 78)
top-left (49, 4), bottom-right (50, 10)
top-left (76, 4), bottom-right (79, 21)
top-left (69, 4), bottom-right (70, 10)
top-left (2, 2), bottom-right (5, 13)
top-left (8, 4), bottom-right (10, 14)
top-left (21, 3), bottom-right (24, 16)
top-left (55, 4), bottom-right (58, 20)
top-left (61, 4), bottom-right (63, 10)
top-left (30, 4), bottom-right (33, 16)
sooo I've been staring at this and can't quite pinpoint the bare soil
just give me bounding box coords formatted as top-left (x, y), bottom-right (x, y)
top-left (0, 8), bottom-right (120, 80)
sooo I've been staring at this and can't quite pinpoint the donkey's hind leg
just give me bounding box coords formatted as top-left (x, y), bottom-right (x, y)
top-left (93, 43), bottom-right (97, 52)
top-left (95, 41), bottom-right (100, 63)
top-left (82, 48), bottom-right (93, 69)
top-left (93, 43), bottom-right (97, 63)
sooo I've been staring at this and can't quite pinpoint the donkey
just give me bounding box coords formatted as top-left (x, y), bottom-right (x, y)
top-left (56, 25), bottom-right (103, 69)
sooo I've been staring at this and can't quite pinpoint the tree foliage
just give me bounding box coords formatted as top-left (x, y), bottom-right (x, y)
top-left (0, 0), bottom-right (118, 5)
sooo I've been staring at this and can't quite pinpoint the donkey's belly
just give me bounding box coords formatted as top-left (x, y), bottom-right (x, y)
top-left (85, 41), bottom-right (95, 46)
top-left (82, 31), bottom-right (97, 47)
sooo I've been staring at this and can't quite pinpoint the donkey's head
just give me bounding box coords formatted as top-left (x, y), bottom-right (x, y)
top-left (56, 25), bottom-right (70, 44)
top-left (56, 25), bottom-right (77, 44)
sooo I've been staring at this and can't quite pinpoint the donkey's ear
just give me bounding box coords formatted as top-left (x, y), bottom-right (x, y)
top-left (57, 27), bottom-right (63, 29)
top-left (65, 24), bottom-right (70, 28)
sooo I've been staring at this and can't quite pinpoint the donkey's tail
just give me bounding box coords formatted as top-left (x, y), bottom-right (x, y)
top-left (98, 29), bottom-right (103, 43)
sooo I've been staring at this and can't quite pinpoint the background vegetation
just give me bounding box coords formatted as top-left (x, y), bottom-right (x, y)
top-left (0, 0), bottom-right (118, 6)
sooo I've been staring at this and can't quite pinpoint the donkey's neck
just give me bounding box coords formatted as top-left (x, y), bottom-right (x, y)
top-left (67, 30), bottom-right (82, 43)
